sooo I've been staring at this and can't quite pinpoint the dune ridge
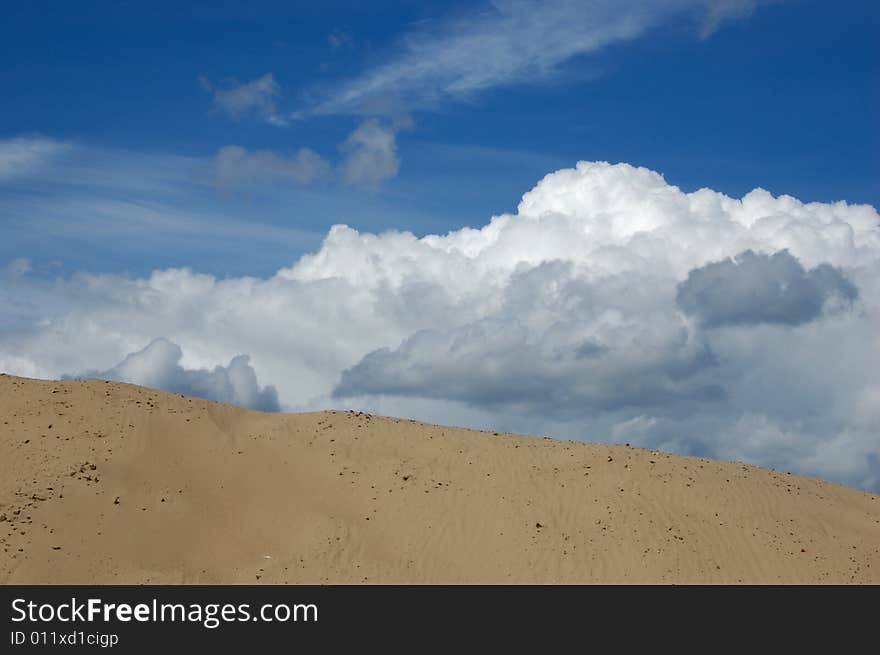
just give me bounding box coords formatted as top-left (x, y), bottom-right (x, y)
top-left (1, 373), bottom-right (878, 584)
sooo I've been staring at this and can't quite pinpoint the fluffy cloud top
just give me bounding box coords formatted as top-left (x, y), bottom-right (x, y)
top-left (2, 161), bottom-right (878, 490)
top-left (67, 338), bottom-right (280, 412)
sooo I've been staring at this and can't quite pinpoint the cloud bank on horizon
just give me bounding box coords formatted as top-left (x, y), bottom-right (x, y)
top-left (2, 160), bottom-right (878, 491)
top-left (64, 338), bottom-right (280, 413)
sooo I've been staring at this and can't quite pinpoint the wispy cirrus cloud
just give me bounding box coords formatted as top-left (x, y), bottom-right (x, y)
top-left (214, 145), bottom-right (331, 188)
top-left (0, 136), bottom-right (72, 180)
top-left (700, 0), bottom-right (760, 38)
top-left (300, 0), bottom-right (768, 117)
top-left (327, 29), bottom-right (353, 50)
top-left (200, 72), bottom-right (288, 126)
top-left (0, 136), bottom-right (323, 275)
top-left (199, 2), bottom-right (764, 184)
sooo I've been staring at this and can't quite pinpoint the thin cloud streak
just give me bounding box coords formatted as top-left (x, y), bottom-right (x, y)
top-left (300, 0), bottom-right (765, 117)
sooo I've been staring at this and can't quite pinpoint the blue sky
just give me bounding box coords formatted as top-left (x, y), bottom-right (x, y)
top-left (1, 0), bottom-right (877, 277)
top-left (2, 1), bottom-right (880, 490)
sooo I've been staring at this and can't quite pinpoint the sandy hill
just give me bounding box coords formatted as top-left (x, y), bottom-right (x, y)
top-left (1, 373), bottom-right (878, 584)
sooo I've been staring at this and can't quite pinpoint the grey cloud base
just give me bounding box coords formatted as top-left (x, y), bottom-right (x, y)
top-left (334, 262), bottom-right (724, 415)
top-left (676, 249), bottom-right (858, 327)
top-left (2, 161), bottom-right (879, 491)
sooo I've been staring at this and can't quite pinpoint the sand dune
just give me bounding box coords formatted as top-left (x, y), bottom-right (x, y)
top-left (1, 373), bottom-right (878, 584)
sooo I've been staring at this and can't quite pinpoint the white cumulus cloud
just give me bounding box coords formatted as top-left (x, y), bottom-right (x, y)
top-left (2, 161), bottom-right (878, 490)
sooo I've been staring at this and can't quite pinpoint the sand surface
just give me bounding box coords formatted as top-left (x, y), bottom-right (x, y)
top-left (1, 373), bottom-right (878, 584)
